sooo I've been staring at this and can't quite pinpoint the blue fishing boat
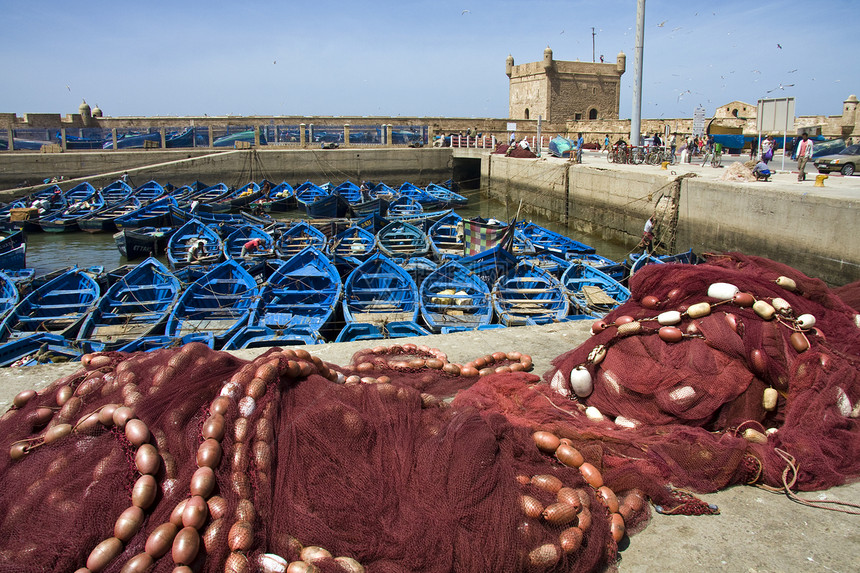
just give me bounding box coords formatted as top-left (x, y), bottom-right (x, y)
top-left (428, 211), bottom-right (465, 258)
top-left (0, 267), bottom-right (100, 341)
top-left (77, 258), bottom-right (181, 348)
top-left (398, 182), bottom-right (439, 208)
top-left (328, 225), bottom-right (375, 260)
top-left (521, 252), bottom-right (572, 278)
top-left (425, 183), bottom-right (468, 207)
top-left (419, 260), bottom-right (492, 333)
top-left (397, 257), bottom-right (438, 288)
top-left (370, 182), bottom-right (399, 200)
top-left (4, 269), bottom-right (35, 293)
top-left (39, 186), bottom-right (105, 232)
top-left (333, 181), bottom-right (363, 204)
top-left (186, 183), bottom-right (231, 206)
top-left (295, 182), bottom-right (329, 209)
top-left (0, 230), bottom-right (24, 253)
top-left (0, 272), bottom-right (20, 321)
top-left (114, 226), bottom-right (176, 260)
top-left (491, 262), bottom-right (570, 326)
top-left (114, 196), bottom-right (178, 230)
top-left (350, 196), bottom-right (390, 217)
top-left (251, 181), bottom-right (296, 212)
top-left (222, 225), bottom-right (274, 262)
top-left (103, 131), bottom-right (162, 149)
top-left (305, 193), bottom-right (350, 218)
top-left (375, 221), bottom-right (433, 259)
top-left (518, 221), bottom-right (596, 256)
top-left (342, 253), bottom-right (420, 325)
top-left (79, 196), bottom-right (142, 233)
top-left (199, 182), bottom-right (261, 214)
top-left (560, 263), bottom-right (631, 317)
top-left (223, 325), bottom-right (325, 349)
top-left (628, 252), bottom-right (665, 275)
top-left (101, 180), bottom-right (135, 203)
top-left (0, 333), bottom-right (100, 367)
top-left (165, 259), bottom-right (260, 348)
top-left (254, 246), bottom-right (342, 333)
top-left (387, 196), bottom-right (424, 217)
top-left (169, 204), bottom-right (255, 228)
top-left (335, 321), bottom-right (430, 342)
top-left (132, 180), bottom-right (167, 203)
top-left (117, 332), bottom-right (215, 353)
top-left (167, 219), bottom-right (223, 269)
top-left (63, 181), bottom-right (99, 204)
top-left (275, 221), bottom-right (327, 258)
top-left (0, 244), bottom-right (26, 270)
top-left (459, 244), bottom-right (517, 286)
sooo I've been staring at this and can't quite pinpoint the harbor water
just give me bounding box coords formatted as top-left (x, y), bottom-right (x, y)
top-left (21, 195), bottom-right (633, 277)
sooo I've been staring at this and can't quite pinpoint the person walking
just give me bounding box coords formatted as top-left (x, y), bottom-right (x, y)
top-left (576, 132), bottom-right (585, 163)
top-left (796, 132), bottom-right (813, 181)
top-left (761, 136), bottom-right (774, 165)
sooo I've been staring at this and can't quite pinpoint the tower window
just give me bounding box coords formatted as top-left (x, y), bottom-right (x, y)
top-left (589, 108), bottom-right (598, 120)
top-left (575, 113), bottom-right (582, 120)
top-left (524, 108), bottom-right (530, 120)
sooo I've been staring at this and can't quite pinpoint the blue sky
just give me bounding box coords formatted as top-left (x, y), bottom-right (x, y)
top-left (0, 0), bottom-right (854, 120)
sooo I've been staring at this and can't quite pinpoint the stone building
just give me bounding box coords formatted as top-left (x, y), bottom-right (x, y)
top-left (506, 47), bottom-right (626, 123)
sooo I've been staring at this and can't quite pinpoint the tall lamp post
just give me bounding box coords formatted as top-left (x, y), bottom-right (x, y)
top-left (630, 0), bottom-right (646, 147)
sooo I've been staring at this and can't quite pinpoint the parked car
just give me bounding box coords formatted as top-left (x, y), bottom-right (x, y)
top-left (814, 144), bottom-right (860, 176)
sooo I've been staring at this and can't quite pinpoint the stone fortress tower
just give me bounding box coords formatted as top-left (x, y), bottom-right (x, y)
top-left (506, 48), bottom-right (625, 122)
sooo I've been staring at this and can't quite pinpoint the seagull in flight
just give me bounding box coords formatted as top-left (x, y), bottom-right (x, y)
top-left (766, 83), bottom-right (794, 93)
top-left (777, 43), bottom-right (783, 49)
top-left (787, 69), bottom-right (798, 73)
top-left (657, 20), bottom-right (667, 27)
top-left (461, 9), bottom-right (470, 15)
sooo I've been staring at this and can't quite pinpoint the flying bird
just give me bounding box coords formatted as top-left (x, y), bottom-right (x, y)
top-left (766, 83), bottom-right (794, 93)
top-left (777, 44), bottom-right (782, 49)
top-left (672, 26), bottom-right (682, 32)
top-left (787, 69), bottom-right (798, 73)
top-left (273, 60), bottom-right (276, 64)
top-left (66, 85), bottom-right (71, 92)
top-left (657, 20), bottom-right (667, 27)
top-left (461, 9), bottom-right (470, 15)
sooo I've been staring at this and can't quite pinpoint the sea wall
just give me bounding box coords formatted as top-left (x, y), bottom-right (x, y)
top-left (483, 155), bottom-right (860, 286)
top-left (0, 148), bottom-right (453, 196)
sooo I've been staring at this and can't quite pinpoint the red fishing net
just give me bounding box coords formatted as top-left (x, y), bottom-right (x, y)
top-left (0, 253), bottom-right (858, 573)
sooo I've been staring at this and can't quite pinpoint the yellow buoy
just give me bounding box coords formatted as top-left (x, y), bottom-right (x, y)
top-left (814, 174), bottom-right (828, 187)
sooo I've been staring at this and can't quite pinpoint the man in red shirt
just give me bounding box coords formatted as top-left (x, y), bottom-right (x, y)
top-left (796, 133), bottom-right (813, 182)
top-left (240, 237), bottom-right (263, 258)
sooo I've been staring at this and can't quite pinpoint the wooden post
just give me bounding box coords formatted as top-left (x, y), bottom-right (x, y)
top-left (208, 125), bottom-right (214, 148)
top-left (343, 124), bottom-right (350, 148)
top-left (111, 128), bottom-right (118, 151)
top-left (160, 128), bottom-right (166, 148)
top-left (300, 123), bottom-right (306, 146)
top-left (386, 124), bottom-right (393, 147)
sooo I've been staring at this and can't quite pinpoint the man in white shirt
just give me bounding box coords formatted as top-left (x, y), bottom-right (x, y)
top-left (796, 133), bottom-right (813, 181)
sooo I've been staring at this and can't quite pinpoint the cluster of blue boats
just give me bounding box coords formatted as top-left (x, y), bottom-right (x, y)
top-left (0, 177), bottom-right (700, 367)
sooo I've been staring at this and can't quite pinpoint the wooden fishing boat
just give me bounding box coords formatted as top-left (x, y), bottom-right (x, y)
top-left (254, 246), bottom-right (342, 333)
top-left (114, 226), bottom-right (176, 260)
top-left (0, 332), bottom-right (100, 367)
top-left (223, 325), bottom-right (325, 349)
top-left (370, 182), bottom-right (399, 200)
top-left (0, 244), bottom-right (26, 271)
top-left (397, 257), bottom-right (437, 288)
top-left (518, 221), bottom-right (596, 256)
top-left (387, 196), bottom-right (424, 218)
top-left (167, 219), bottom-right (224, 270)
top-left (491, 262), bottom-right (569, 326)
top-left (222, 225), bottom-right (275, 262)
top-left (101, 180), bottom-right (135, 203)
top-left (0, 271), bottom-right (20, 322)
top-left (375, 221), bottom-right (433, 259)
top-left (328, 225), bottom-right (375, 260)
top-left (350, 196), bottom-right (390, 217)
top-left (333, 181), bottom-right (363, 204)
top-left (251, 181), bottom-right (296, 212)
top-left (186, 183), bottom-right (231, 206)
top-left (561, 262), bottom-right (631, 317)
top-left (295, 182), bottom-right (329, 209)
top-left (131, 180), bottom-right (166, 203)
top-left (199, 182), bottom-right (261, 214)
top-left (275, 221), bottom-right (327, 258)
top-left (165, 259), bottom-right (260, 348)
top-left (78, 196), bottom-right (142, 233)
top-left (520, 252), bottom-right (572, 278)
top-left (459, 244), bottom-right (517, 286)
top-left (77, 258), bottom-right (181, 348)
top-left (342, 253), bottom-right (419, 325)
top-left (0, 230), bottom-right (24, 253)
top-left (305, 193), bottom-right (350, 219)
top-left (419, 260), bottom-right (492, 333)
top-left (114, 196), bottom-right (178, 230)
top-left (428, 211), bottom-right (465, 258)
top-left (548, 136), bottom-right (576, 158)
top-left (116, 332), bottom-right (215, 353)
top-left (628, 252), bottom-right (665, 276)
top-left (0, 267), bottom-right (100, 341)
top-left (425, 183), bottom-right (468, 207)
top-left (398, 182), bottom-right (439, 208)
top-left (39, 189), bottom-right (105, 233)
top-left (335, 320), bottom-right (430, 342)
top-left (4, 269), bottom-right (35, 294)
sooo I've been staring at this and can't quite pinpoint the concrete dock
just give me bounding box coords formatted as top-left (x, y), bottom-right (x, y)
top-left (1, 320), bottom-right (857, 573)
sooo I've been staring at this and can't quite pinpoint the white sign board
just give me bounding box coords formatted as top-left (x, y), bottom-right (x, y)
top-left (757, 97), bottom-right (795, 134)
top-left (692, 106), bottom-right (706, 137)
top-left (506, 122), bottom-right (517, 132)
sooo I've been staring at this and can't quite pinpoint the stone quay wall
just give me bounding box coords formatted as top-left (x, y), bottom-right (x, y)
top-left (481, 154), bottom-right (859, 286)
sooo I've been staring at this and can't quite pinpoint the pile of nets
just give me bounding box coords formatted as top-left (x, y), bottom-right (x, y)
top-left (718, 161), bottom-right (757, 182)
top-left (0, 253), bottom-right (858, 572)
